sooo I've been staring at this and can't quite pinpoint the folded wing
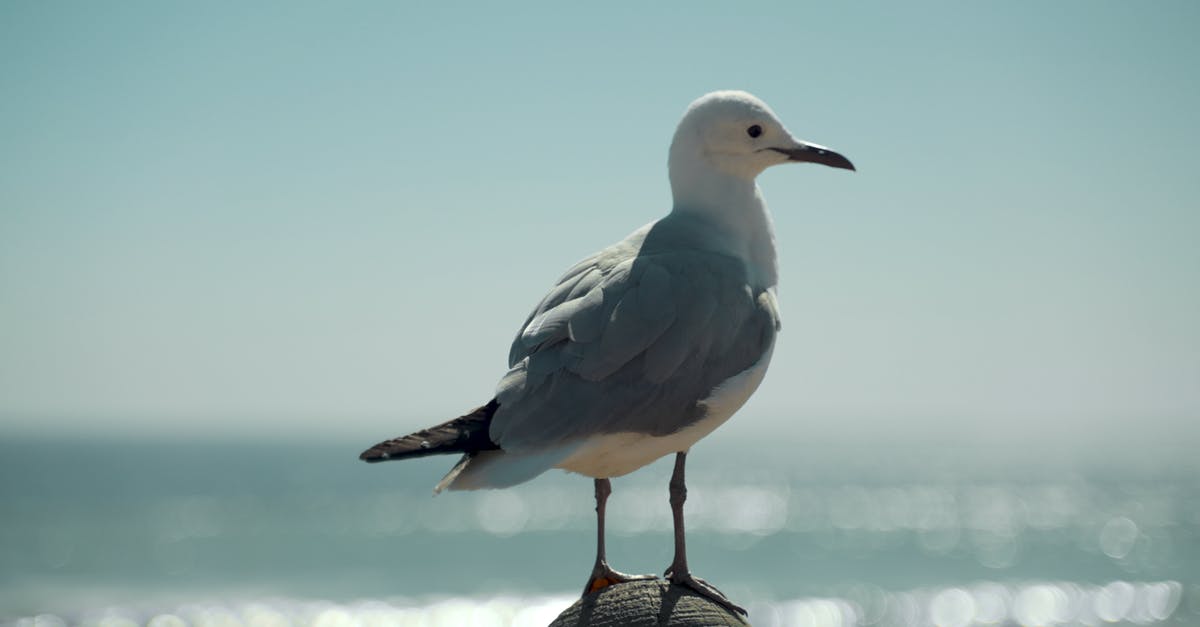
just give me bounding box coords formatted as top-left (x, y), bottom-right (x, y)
top-left (492, 244), bottom-right (780, 451)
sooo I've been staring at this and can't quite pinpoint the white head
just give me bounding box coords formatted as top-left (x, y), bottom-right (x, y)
top-left (668, 91), bottom-right (853, 199)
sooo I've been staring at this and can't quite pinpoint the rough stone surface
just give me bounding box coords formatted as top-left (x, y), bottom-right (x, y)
top-left (548, 580), bottom-right (751, 626)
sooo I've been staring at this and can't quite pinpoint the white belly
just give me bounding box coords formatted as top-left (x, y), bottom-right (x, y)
top-left (557, 342), bottom-right (775, 478)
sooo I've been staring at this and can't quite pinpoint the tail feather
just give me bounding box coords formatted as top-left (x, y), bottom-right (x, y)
top-left (359, 399), bottom-right (500, 463)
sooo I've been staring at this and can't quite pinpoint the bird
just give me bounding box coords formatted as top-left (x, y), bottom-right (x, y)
top-left (360, 90), bottom-right (854, 614)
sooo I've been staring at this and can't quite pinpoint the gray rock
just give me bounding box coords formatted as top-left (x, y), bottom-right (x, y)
top-left (549, 580), bottom-right (751, 626)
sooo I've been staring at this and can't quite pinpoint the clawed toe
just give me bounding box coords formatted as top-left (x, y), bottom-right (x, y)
top-left (666, 570), bottom-right (747, 616)
top-left (583, 563), bottom-right (657, 595)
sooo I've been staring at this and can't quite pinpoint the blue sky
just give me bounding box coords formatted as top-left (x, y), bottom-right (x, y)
top-left (1, 1), bottom-right (1197, 447)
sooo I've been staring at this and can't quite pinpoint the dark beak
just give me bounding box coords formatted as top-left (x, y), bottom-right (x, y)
top-left (770, 142), bottom-right (855, 171)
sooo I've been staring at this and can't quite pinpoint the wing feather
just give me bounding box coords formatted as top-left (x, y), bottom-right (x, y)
top-left (491, 237), bottom-right (778, 451)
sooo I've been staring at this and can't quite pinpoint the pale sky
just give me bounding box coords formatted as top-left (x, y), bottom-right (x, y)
top-left (1, 1), bottom-right (1197, 447)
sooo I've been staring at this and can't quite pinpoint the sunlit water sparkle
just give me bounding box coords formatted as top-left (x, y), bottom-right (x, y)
top-left (2, 436), bottom-right (1196, 625)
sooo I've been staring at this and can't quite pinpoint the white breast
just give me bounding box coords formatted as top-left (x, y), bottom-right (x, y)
top-left (557, 341), bottom-right (775, 478)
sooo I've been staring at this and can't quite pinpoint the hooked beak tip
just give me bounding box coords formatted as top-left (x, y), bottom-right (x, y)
top-left (771, 144), bottom-right (855, 172)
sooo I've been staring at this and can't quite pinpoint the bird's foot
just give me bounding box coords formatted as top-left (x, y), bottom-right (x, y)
top-left (583, 561), bottom-right (657, 595)
top-left (665, 568), bottom-right (747, 616)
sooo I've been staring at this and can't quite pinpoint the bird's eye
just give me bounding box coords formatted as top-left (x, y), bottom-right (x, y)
top-left (746, 124), bottom-right (763, 138)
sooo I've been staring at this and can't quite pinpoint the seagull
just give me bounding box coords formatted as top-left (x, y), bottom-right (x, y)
top-left (360, 90), bottom-right (854, 614)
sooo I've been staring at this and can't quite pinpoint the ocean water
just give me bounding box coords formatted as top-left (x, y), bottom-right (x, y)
top-left (1, 435), bottom-right (1196, 626)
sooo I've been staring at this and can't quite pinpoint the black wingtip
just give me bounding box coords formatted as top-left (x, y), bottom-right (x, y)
top-left (359, 450), bottom-right (386, 463)
top-left (357, 400), bottom-right (501, 464)
top-left (358, 439), bottom-right (415, 463)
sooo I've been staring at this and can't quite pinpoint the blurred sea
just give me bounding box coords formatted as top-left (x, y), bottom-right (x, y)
top-left (1, 434), bottom-right (1197, 626)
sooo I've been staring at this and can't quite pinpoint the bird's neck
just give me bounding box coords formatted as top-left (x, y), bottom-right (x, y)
top-left (668, 167), bottom-right (779, 289)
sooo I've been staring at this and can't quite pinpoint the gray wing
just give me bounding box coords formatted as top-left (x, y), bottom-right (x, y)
top-left (491, 246), bottom-right (780, 451)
